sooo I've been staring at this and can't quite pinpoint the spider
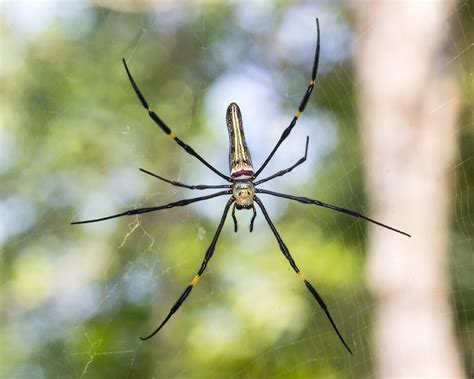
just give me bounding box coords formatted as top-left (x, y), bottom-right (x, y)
top-left (72, 19), bottom-right (410, 355)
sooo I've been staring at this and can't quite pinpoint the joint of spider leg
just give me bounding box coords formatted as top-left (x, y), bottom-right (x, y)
top-left (190, 274), bottom-right (200, 286)
top-left (296, 270), bottom-right (306, 281)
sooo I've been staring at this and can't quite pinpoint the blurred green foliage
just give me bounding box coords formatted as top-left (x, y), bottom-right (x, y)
top-left (1, 2), bottom-right (472, 378)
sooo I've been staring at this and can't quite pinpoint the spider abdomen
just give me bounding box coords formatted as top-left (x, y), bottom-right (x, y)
top-left (226, 103), bottom-right (254, 179)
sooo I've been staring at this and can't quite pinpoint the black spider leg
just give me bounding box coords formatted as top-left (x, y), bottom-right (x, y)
top-left (231, 204), bottom-right (257, 232)
top-left (140, 197), bottom-right (234, 340)
top-left (254, 196), bottom-right (353, 355)
top-left (257, 189), bottom-right (411, 237)
top-left (140, 168), bottom-right (231, 190)
top-left (122, 59), bottom-right (231, 182)
top-left (253, 18), bottom-right (320, 179)
top-left (254, 136), bottom-right (309, 186)
top-left (71, 190), bottom-right (231, 225)
top-left (231, 203), bottom-right (238, 233)
top-left (249, 205), bottom-right (257, 232)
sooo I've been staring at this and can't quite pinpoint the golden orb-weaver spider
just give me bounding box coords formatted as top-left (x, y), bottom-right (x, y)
top-left (72, 19), bottom-right (410, 354)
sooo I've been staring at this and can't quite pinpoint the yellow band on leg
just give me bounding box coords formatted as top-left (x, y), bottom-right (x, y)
top-left (297, 271), bottom-right (305, 281)
top-left (191, 274), bottom-right (200, 286)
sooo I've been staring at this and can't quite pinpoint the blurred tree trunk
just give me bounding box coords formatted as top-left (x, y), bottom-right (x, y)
top-left (355, 2), bottom-right (465, 377)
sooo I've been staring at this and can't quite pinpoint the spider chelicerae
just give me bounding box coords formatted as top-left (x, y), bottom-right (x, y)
top-left (72, 19), bottom-right (410, 355)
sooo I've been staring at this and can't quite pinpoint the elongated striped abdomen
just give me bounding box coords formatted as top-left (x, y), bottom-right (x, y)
top-left (226, 103), bottom-right (254, 179)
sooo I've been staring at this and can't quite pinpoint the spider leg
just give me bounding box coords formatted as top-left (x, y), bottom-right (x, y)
top-left (254, 136), bottom-right (309, 186)
top-left (122, 59), bottom-right (231, 182)
top-left (231, 203), bottom-right (238, 233)
top-left (254, 196), bottom-right (353, 355)
top-left (71, 190), bottom-right (231, 225)
top-left (249, 205), bottom-right (257, 232)
top-left (140, 197), bottom-right (234, 340)
top-left (253, 18), bottom-right (320, 179)
top-left (256, 189), bottom-right (411, 237)
top-left (139, 168), bottom-right (231, 190)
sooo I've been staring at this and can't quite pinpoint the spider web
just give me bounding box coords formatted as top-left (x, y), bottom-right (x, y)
top-left (1, 1), bottom-right (472, 378)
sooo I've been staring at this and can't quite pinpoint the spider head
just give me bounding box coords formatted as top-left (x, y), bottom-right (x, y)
top-left (233, 180), bottom-right (255, 209)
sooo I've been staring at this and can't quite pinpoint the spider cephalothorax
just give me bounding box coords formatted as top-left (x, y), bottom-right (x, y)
top-left (72, 18), bottom-right (410, 355)
top-left (232, 180), bottom-right (255, 209)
